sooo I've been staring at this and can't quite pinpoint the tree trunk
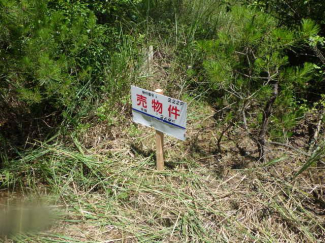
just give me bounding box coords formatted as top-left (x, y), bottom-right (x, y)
top-left (258, 81), bottom-right (279, 161)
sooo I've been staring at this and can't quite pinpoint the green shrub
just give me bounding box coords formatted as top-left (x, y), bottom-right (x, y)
top-left (197, 5), bottom-right (318, 158)
top-left (0, 0), bottom-right (144, 162)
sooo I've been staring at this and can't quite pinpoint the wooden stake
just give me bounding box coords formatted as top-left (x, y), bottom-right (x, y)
top-left (155, 89), bottom-right (164, 170)
top-left (148, 45), bottom-right (154, 74)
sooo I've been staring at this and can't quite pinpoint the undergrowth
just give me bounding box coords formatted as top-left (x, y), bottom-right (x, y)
top-left (1, 0), bottom-right (325, 242)
top-left (1, 98), bottom-right (324, 242)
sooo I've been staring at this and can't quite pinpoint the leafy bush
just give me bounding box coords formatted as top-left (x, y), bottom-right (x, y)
top-left (197, 5), bottom-right (319, 159)
top-left (0, 0), bottom-right (144, 163)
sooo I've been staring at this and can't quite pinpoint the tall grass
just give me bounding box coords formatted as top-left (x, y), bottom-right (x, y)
top-left (1, 99), bottom-right (324, 242)
top-left (1, 1), bottom-right (324, 242)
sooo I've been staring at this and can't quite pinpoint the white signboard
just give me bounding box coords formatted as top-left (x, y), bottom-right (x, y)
top-left (131, 85), bottom-right (187, 141)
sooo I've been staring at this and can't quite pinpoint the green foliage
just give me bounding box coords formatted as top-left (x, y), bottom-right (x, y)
top-left (0, 2), bottom-right (324, 240)
top-left (301, 19), bottom-right (320, 38)
top-left (198, 5), bottom-right (317, 141)
top-left (294, 143), bottom-right (325, 178)
top-left (246, 0), bottom-right (325, 26)
top-left (0, 0), bottom-right (324, 164)
top-left (0, 0), bottom-right (145, 160)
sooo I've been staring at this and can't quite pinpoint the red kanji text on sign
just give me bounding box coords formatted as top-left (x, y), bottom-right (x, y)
top-left (168, 105), bottom-right (180, 119)
top-left (152, 99), bottom-right (163, 114)
top-left (131, 86), bottom-right (187, 141)
top-left (137, 94), bottom-right (147, 108)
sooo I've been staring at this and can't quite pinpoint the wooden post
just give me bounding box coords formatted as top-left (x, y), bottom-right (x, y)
top-left (155, 89), bottom-right (164, 170)
top-left (148, 45), bottom-right (154, 75)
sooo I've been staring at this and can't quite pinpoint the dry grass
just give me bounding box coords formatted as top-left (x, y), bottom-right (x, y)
top-left (0, 95), bottom-right (324, 243)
